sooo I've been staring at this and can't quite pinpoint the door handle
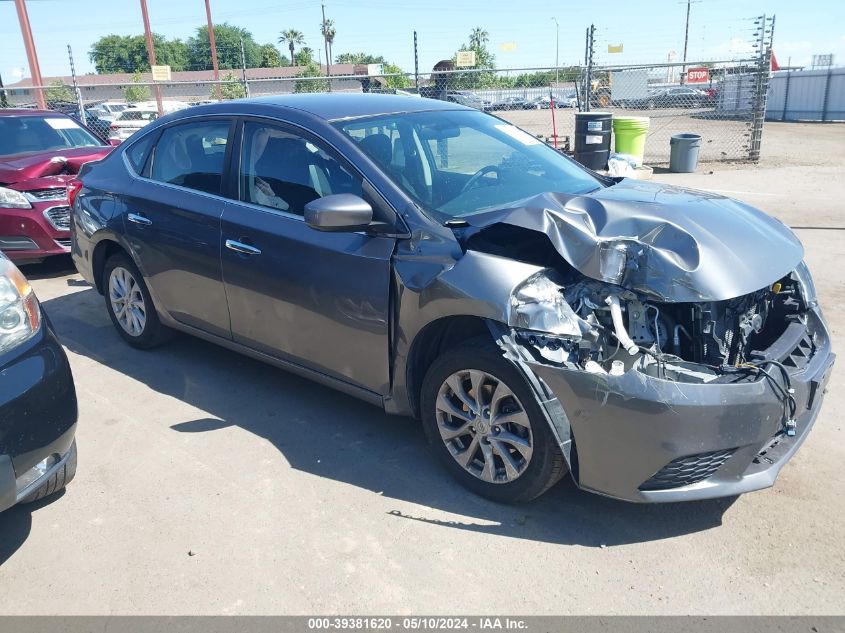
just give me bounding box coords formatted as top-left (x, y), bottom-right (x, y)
top-left (225, 239), bottom-right (262, 256)
top-left (127, 213), bottom-right (152, 226)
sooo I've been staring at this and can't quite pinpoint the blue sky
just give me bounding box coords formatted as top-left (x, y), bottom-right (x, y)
top-left (1, 0), bottom-right (843, 81)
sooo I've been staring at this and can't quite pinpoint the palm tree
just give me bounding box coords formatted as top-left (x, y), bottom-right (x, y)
top-left (320, 18), bottom-right (336, 66)
top-left (279, 29), bottom-right (305, 65)
top-left (469, 27), bottom-right (489, 49)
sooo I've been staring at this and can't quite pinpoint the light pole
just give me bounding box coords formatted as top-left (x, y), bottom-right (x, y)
top-left (551, 17), bottom-right (559, 85)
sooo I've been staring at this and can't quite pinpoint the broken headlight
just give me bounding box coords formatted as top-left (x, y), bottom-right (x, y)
top-left (510, 272), bottom-right (583, 337)
top-left (793, 261), bottom-right (818, 309)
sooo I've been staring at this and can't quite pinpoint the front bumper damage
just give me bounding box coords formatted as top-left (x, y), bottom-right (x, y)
top-left (494, 307), bottom-right (834, 503)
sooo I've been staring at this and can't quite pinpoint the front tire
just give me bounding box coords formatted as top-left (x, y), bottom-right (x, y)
top-left (421, 340), bottom-right (567, 503)
top-left (103, 252), bottom-right (169, 349)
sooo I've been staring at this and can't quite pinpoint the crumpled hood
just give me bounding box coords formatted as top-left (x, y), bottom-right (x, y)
top-left (0, 146), bottom-right (111, 187)
top-left (464, 179), bottom-right (804, 302)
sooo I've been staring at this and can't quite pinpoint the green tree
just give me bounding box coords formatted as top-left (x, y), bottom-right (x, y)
top-left (45, 80), bottom-right (75, 104)
top-left (335, 52), bottom-right (385, 65)
top-left (382, 62), bottom-right (411, 89)
top-left (188, 23), bottom-right (260, 70)
top-left (258, 43), bottom-right (286, 68)
top-left (320, 18), bottom-right (336, 65)
top-left (451, 27), bottom-right (496, 88)
top-left (88, 34), bottom-right (188, 74)
top-left (123, 72), bottom-right (150, 103)
top-left (217, 72), bottom-right (246, 99)
top-left (278, 29), bottom-right (305, 66)
top-left (294, 61), bottom-right (330, 93)
top-left (295, 46), bottom-right (316, 66)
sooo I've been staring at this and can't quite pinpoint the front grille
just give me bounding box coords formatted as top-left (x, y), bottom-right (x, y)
top-left (54, 238), bottom-right (72, 250)
top-left (43, 206), bottom-right (71, 230)
top-left (26, 187), bottom-right (67, 201)
top-left (781, 331), bottom-right (815, 370)
top-left (639, 448), bottom-right (736, 491)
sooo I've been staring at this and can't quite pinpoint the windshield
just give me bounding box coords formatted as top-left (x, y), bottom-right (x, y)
top-left (0, 115), bottom-right (103, 158)
top-left (336, 109), bottom-right (601, 219)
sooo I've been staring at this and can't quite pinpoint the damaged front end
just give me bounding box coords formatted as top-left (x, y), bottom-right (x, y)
top-left (447, 181), bottom-right (835, 502)
top-left (489, 260), bottom-right (835, 502)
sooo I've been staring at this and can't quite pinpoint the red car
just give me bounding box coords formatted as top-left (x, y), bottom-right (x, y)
top-left (0, 110), bottom-right (112, 264)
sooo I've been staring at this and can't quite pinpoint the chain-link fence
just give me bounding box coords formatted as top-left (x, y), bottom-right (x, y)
top-left (1, 33), bottom-right (777, 165)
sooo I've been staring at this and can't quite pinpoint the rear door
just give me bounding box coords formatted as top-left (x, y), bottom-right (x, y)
top-left (123, 117), bottom-right (233, 338)
top-left (219, 118), bottom-right (395, 394)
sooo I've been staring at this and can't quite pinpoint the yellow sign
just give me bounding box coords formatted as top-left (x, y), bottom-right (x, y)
top-left (151, 65), bottom-right (172, 81)
top-left (607, 44), bottom-right (623, 54)
top-left (500, 42), bottom-right (517, 52)
top-left (455, 50), bottom-right (477, 67)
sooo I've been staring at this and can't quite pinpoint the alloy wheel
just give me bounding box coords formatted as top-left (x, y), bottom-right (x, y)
top-left (109, 266), bottom-right (146, 337)
top-left (435, 369), bottom-right (534, 484)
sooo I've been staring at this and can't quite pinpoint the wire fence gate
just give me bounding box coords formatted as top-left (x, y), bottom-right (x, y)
top-left (1, 23), bottom-right (777, 165)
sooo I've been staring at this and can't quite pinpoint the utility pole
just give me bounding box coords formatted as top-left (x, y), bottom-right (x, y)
top-left (139, 0), bottom-right (164, 115)
top-left (680, 0), bottom-right (701, 84)
top-left (321, 3), bottom-right (331, 78)
top-left (13, 0), bottom-right (46, 109)
top-left (204, 0), bottom-right (220, 82)
top-left (551, 17), bottom-right (559, 85)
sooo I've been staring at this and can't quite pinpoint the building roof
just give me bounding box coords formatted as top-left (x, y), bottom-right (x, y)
top-left (6, 64), bottom-right (358, 88)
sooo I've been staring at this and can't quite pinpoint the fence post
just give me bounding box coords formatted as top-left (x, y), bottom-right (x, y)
top-left (240, 38), bottom-right (250, 98)
top-left (781, 66), bottom-right (791, 121)
top-left (821, 66), bottom-right (833, 122)
top-left (414, 31), bottom-right (419, 90)
top-left (583, 24), bottom-right (595, 112)
top-left (749, 47), bottom-right (771, 162)
top-left (0, 71), bottom-right (9, 108)
top-left (67, 44), bottom-right (85, 125)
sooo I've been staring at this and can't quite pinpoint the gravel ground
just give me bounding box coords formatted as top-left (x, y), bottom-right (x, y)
top-left (0, 122), bottom-right (842, 615)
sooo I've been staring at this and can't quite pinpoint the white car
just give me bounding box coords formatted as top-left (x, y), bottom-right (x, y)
top-left (87, 101), bottom-right (129, 123)
top-left (108, 102), bottom-right (188, 142)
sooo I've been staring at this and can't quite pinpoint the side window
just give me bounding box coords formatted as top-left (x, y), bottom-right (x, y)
top-left (150, 120), bottom-right (230, 195)
top-left (125, 133), bottom-right (155, 175)
top-left (239, 120), bottom-right (362, 216)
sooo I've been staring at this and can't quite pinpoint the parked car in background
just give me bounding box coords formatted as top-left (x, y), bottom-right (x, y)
top-left (446, 91), bottom-right (491, 110)
top-left (87, 101), bottom-right (128, 122)
top-left (625, 86), bottom-right (710, 109)
top-left (531, 94), bottom-right (576, 109)
top-left (0, 109), bottom-right (111, 263)
top-left (0, 252), bottom-right (77, 513)
top-left (108, 101), bottom-right (188, 142)
top-left (71, 94), bottom-right (833, 505)
top-left (488, 96), bottom-right (533, 111)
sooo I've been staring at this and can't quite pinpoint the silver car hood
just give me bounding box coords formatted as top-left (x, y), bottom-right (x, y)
top-left (463, 179), bottom-right (804, 302)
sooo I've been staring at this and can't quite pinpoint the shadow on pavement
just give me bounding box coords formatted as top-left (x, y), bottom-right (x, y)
top-left (0, 491), bottom-right (65, 566)
top-left (39, 285), bottom-right (737, 548)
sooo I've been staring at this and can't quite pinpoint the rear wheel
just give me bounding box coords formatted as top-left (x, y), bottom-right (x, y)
top-left (421, 340), bottom-right (567, 502)
top-left (103, 253), bottom-right (169, 348)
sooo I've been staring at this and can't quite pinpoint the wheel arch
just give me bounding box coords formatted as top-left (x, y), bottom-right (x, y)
top-left (405, 315), bottom-right (493, 419)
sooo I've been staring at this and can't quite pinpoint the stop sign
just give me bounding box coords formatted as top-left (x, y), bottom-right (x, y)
top-left (687, 67), bottom-right (710, 83)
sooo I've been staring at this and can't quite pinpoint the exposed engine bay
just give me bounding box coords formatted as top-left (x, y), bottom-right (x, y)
top-left (511, 272), bottom-right (809, 380)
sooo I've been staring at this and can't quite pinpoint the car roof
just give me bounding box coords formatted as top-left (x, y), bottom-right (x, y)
top-left (0, 109), bottom-right (73, 118)
top-left (197, 93), bottom-right (469, 121)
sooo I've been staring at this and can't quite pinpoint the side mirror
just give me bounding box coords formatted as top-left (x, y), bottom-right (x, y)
top-left (304, 194), bottom-right (373, 232)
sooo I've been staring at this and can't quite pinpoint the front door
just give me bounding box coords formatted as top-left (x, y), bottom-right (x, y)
top-left (124, 118), bottom-right (233, 338)
top-left (220, 119), bottom-right (395, 394)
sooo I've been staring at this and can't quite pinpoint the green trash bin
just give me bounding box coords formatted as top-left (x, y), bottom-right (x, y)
top-left (612, 116), bottom-right (650, 166)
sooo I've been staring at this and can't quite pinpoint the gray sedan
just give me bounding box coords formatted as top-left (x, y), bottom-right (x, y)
top-left (70, 94), bottom-right (834, 503)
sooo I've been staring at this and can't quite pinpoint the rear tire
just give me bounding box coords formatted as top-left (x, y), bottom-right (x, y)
top-left (103, 252), bottom-right (170, 349)
top-left (421, 339), bottom-right (567, 503)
